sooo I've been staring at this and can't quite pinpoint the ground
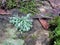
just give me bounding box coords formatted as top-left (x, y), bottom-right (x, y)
top-left (0, 15), bottom-right (49, 45)
top-left (0, 0), bottom-right (59, 45)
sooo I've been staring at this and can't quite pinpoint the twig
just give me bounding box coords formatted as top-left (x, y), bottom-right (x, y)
top-left (47, 0), bottom-right (55, 9)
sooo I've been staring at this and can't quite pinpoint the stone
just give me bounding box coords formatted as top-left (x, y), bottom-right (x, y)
top-left (48, 0), bottom-right (60, 14)
top-left (35, 30), bottom-right (49, 45)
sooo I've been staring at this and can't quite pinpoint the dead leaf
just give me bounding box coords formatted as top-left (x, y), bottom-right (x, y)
top-left (0, 9), bottom-right (11, 15)
top-left (39, 19), bottom-right (49, 30)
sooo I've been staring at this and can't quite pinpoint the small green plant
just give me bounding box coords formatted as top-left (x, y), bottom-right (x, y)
top-left (49, 16), bottom-right (60, 25)
top-left (3, 39), bottom-right (24, 45)
top-left (19, 0), bottom-right (38, 14)
top-left (49, 31), bottom-right (54, 38)
top-left (9, 14), bottom-right (33, 33)
top-left (31, 34), bottom-right (37, 39)
top-left (6, 0), bottom-right (16, 9)
top-left (5, 0), bottom-right (39, 14)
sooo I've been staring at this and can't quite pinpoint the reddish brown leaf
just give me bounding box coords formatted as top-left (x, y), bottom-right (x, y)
top-left (39, 19), bottom-right (49, 30)
top-left (0, 9), bottom-right (11, 15)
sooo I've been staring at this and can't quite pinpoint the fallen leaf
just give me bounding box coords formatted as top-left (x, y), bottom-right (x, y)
top-left (0, 9), bottom-right (11, 15)
top-left (39, 19), bottom-right (49, 30)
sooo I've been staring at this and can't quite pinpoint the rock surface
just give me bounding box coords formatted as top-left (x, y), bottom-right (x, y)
top-left (25, 20), bottom-right (49, 45)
